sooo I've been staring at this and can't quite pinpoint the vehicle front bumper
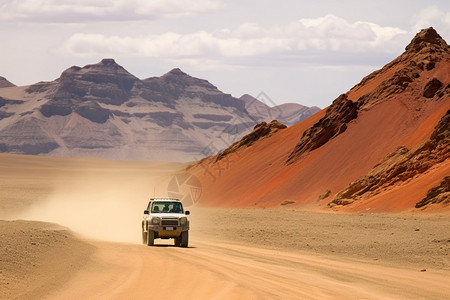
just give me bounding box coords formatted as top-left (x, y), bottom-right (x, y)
top-left (148, 225), bottom-right (189, 238)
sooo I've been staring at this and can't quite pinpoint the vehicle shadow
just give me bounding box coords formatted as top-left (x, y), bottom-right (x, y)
top-left (150, 244), bottom-right (197, 249)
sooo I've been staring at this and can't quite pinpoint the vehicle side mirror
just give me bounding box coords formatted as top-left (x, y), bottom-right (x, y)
top-left (185, 211), bottom-right (190, 215)
top-left (144, 210), bottom-right (149, 214)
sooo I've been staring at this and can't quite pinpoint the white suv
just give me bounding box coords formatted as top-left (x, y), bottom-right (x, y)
top-left (142, 198), bottom-right (190, 247)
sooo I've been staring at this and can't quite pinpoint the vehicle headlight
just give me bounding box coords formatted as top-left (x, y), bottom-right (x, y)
top-left (151, 217), bottom-right (160, 225)
top-left (180, 217), bottom-right (187, 225)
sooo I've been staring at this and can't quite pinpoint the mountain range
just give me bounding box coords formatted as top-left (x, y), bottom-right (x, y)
top-left (0, 60), bottom-right (318, 161)
top-left (188, 27), bottom-right (450, 212)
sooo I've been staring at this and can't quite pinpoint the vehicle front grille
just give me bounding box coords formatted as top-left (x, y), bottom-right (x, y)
top-left (162, 219), bottom-right (179, 226)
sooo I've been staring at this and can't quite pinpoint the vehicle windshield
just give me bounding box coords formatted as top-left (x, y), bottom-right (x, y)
top-left (151, 201), bottom-right (184, 213)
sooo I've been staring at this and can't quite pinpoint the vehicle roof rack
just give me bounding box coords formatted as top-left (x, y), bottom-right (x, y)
top-left (150, 198), bottom-right (180, 201)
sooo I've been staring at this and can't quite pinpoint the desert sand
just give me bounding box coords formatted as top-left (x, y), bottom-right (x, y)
top-left (1, 153), bottom-right (450, 299)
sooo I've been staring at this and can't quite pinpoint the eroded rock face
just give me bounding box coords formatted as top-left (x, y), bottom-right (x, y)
top-left (216, 120), bottom-right (287, 161)
top-left (40, 100), bottom-right (73, 117)
top-left (287, 94), bottom-right (357, 163)
top-left (423, 78), bottom-right (443, 98)
top-left (415, 176), bottom-right (450, 208)
top-left (329, 110), bottom-right (450, 208)
top-left (75, 102), bottom-right (110, 124)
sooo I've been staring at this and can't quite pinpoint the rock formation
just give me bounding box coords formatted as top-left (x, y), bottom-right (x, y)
top-left (216, 120), bottom-right (287, 161)
top-left (287, 94), bottom-right (357, 163)
top-left (415, 176), bottom-right (450, 208)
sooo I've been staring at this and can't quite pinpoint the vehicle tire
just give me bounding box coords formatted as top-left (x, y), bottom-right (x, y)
top-left (174, 236), bottom-right (181, 247)
top-left (180, 231), bottom-right (189, 247)
top-left (147, 230), bottom-right (155, 246)
top-left (142, 229), bottom-right (148, 244)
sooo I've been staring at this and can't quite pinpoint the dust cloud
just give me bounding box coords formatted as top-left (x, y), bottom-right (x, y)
top-left (14, 163), bottom-right (182, 244)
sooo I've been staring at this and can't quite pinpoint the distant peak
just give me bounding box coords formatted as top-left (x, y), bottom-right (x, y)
top-left (167, 68), bottom-right (187, 76)
top-left (100, 58), bottom-right (117, 65)
top-left (0, 76), bottom-right (16, 88)
top-left (405, 27), bottom-right (448, 52)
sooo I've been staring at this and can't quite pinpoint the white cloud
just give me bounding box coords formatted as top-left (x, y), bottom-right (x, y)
top-left (411, 6), bottom-right (450, 37)
top-left (0, 0), bottom-right (225, 22)
top-left (55, 14), bottom-right (408, 69)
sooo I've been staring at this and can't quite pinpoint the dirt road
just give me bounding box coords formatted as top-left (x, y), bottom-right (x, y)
top-left (46, 237), bottom-right (449, 300)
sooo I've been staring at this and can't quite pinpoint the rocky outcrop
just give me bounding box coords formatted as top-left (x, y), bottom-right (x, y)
top-left (75, 102), bottom-right (110, 124)
top-left (287, 94), bottom-right (357, 163)
top-left (423, 78), bottom-right (443, 98)
top-left (216, 120), bottom-right (287, 161)
top-left (40, 100), bottom-right (73, 117)
top-left (405, 27), bottom-right (448, 53)
top-left (329, 110), bottom-right (450, 207)
top-left (415, 176), bottom-right (450, 208)
top-left (0, 76), bottom-right (15, 88)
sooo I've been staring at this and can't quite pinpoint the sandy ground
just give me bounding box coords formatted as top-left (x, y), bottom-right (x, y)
top-left (0, 220), bottom-right (94, 299)
top-left (2, 215), bottom-right (449, 300)
top-left (191, 208), bottom-right (450, 271)
top-left (1, 153), bottom-right (450, 299)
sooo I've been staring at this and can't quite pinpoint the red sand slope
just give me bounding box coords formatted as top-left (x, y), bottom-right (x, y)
top-left (189, 28), bottom-right (449, 212)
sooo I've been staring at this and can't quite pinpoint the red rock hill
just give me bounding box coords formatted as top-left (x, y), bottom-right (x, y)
top-left (189, 27), bottom-right (450, 212)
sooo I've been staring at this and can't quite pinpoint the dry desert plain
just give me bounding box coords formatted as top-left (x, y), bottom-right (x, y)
top-left (1, 153), bottom-right (450, 299)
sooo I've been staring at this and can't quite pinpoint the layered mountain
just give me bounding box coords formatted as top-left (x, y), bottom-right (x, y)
top-left (0, 60), bottom-right (318, 161)
top-left (0, 60), bottom-right (319, 161)
top-left (188, 27), bottom-right (450, 212)
top-left (240, 94), bottom-right (320, 127)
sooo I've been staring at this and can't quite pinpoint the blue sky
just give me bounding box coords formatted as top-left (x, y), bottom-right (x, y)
top-left (0, 0), bottom-right (449, 108)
